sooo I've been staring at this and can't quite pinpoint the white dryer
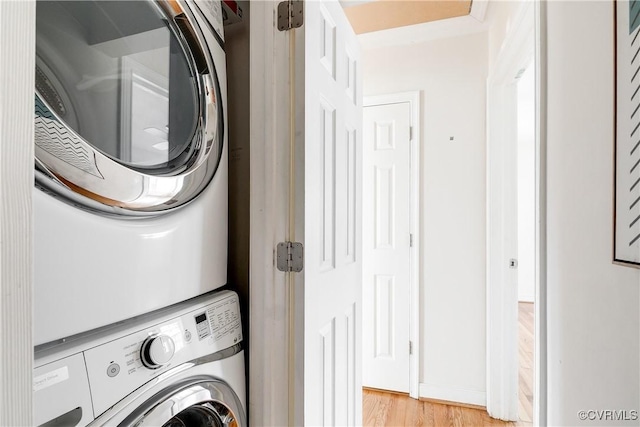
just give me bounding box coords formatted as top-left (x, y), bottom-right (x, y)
top-left (33, 0), bottom-right (229, 345)
top-left (34, 290), bottom-right (245, 427)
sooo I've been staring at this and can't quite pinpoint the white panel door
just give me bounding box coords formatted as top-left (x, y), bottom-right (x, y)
top-left (362, 102), bottom-right (411, 393)
top-left (303, 0), bottom-right (362, 425)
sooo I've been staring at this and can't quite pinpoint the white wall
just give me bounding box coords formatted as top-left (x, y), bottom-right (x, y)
top-left (364, 31), bottom-right (488, 404)
top-left (517, 64), bottom-right (535, 303)
top-left (546, 2), bottom-right (640, 424)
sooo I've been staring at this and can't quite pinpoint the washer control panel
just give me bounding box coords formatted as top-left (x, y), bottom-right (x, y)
top-left (193, 0), bottom-right (224, 42)
top-left (83, 291), bottom-right (241, 417)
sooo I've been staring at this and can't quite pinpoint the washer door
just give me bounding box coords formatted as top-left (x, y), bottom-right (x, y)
top-left (118, 378), bottom-right (245, 427)
top-left (34, 0), bottom-right (222, 216)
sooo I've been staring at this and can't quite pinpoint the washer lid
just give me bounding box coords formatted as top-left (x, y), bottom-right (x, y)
top-left (34, 0), bottom-right (223, 216)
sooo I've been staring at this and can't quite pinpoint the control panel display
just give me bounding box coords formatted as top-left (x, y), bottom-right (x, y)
top-left (195, 312), bottom-right (211, 340)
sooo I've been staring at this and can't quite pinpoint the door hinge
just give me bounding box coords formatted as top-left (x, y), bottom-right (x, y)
top-left (277, 242), bottom-right (304, 272)
top-left (410, 233), bottom-right (414, 247)
top-left (409, 341), bottom-right (413, 355)
top-left (409, 126), bottom-right (413, 140)
top-left (277, 0), bottom-right (303, 31)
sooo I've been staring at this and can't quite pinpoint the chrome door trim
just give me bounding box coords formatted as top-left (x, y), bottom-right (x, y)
top-left (34, 0), bottom-right (223, 217)
top-left (117, 377), bottom-right (245, 427)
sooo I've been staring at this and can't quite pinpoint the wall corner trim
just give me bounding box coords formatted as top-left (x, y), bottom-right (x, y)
top-left (470, 0), bottom-right (489, 23)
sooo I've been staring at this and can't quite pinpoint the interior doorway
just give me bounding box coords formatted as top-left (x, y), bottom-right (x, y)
top-left (516, 62), bottom-right (535, 424)
top-left (485, 0), bottom-right (536, 421)
top-left (356, 0), bottom-right (540, 423)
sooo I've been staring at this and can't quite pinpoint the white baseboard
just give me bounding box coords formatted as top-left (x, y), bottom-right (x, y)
top-left (518, 294), bottom-right (534, 303)
top-left (419, 383), bottom-right (486, 407)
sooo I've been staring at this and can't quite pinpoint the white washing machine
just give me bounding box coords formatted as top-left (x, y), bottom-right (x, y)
top-left (33, 0), bottom-right (229, 345)
top-left (34, 290), bottom-right (245, 427)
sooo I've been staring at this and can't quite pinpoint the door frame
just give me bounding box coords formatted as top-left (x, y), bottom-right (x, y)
top-left (533, 1), bottom-right (548, 424)
top-left (363, 91), bottom-right (421, 399)
top-left (248, 2), bottom-right (292, 426)
top-left (0, 0), bottom-right (35, 424)
top-left (486, 0), bottom-right (546, 422)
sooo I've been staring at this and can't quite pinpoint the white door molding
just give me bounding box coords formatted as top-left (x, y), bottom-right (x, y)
top-left (485, 0), bottom-right (535, 421)
top-left (533, 1), bottom-right (548, 424)
top-left (248, 2), bottom-right (292, 426)
top-left (0, 1), bottom-right (35, 425)
top-left (364, 91), bottom-right (421, 400)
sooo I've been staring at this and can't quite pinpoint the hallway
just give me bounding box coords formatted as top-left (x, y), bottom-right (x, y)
top-left (363, 303), bottom-right (534, 426)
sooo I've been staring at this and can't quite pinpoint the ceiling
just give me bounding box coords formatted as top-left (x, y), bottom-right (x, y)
top-left (342, 0), bottom-right (473, 35)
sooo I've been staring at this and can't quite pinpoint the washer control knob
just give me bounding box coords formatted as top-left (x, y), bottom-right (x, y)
top-left (140, 334), bottom-right (175, 369)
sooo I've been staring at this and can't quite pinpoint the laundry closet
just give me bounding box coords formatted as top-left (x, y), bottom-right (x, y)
top-left (29, 1), bottom-right (250, 425)
top-left (0, 0), bottom-right (362, 425)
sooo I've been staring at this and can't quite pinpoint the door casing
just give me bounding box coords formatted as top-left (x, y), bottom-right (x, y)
top-left (485, 0), bottom-right (546, 422)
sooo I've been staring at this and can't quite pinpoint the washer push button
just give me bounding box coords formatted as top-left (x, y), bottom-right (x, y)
top-left (107, 362), bottom-right (120, 378)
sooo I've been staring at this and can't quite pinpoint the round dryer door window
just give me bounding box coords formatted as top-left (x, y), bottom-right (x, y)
top-left (34, 0), bottom-right (223, 215)
top-left (162, 402), bottom-right (238, 427)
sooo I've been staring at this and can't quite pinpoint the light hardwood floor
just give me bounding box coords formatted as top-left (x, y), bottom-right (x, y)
top-left (363, 302), bottom-right (534, 426)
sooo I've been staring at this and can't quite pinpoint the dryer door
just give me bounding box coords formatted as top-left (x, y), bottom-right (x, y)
top-left (34, 0), bottom-right (222, 216)
top-left (118, 378), bottom-right (246, 427)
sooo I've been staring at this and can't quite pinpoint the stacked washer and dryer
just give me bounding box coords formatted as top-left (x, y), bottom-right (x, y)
top-left (32, 1), bottom-right (245, 425)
